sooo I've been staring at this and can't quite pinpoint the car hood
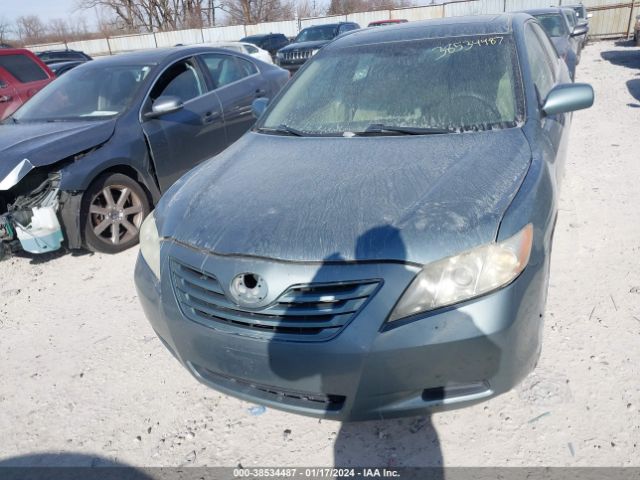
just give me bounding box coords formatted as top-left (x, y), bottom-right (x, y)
top-left (279, 40), bottom-right (330, 52)
top-left (159, 129), bottom-right (532, 265)
top-left (0, 119), bottom-right (116, 190)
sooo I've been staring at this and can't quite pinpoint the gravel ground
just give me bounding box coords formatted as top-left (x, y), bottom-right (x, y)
top-left (1, 39), bottom-right (639, 468)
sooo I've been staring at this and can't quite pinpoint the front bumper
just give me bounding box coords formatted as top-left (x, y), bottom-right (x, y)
top-left (135, 240), bottom-right (548, 421)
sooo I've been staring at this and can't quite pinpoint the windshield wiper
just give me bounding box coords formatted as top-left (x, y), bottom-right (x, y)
top-left (256, 124), bottom-right (306, 136)
top-left (355, 124), bottom-right (453, 136)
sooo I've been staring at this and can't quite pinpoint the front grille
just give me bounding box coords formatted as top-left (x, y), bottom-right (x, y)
top-left (171, 260), bottom-right (380, 341)
top-left (282, 49), bottom-right (312, 61)
top-left (192, 364), bottom-right (346, 412)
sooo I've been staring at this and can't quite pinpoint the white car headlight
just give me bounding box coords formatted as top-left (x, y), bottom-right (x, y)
top-left (388, 224), bottom-right (533, 322)
top-left (311, 49), bottom-right (319, 56)
top-left (139, 212), bottom-right (161, 280)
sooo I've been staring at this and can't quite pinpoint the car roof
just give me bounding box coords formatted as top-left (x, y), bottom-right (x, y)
top-left (328, 14), bottom-right (524, 48)
top-left (302, 22), bottom-right (356, 29)
top-left (87, 46), bottom-right (235, 66)
top-left (0, 48), bottom-right (39, 56)
top-left (521, 7), bottom-right (565, 15)
top-left (38, 49), bottom-right (85, 54)
top-left (242, 33), bottom-right (283, 38)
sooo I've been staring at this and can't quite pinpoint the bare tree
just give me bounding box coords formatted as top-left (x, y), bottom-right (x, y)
top-left (328, 0), bottom-right (411, 15)
top-left (0, 16), bottom-right (12, 45)
top-left (222, 0), bottom-right (294, 25)
top-left (79, 0), bottom-right (213, 32)
top-left (15, 15), bottom-right (47, 44)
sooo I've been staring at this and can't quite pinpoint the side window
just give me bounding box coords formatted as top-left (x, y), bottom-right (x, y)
top-left (149, 58), bottom-right (205, 104)
top-left (200, 54), bottom-right (257, 89)
top-left (0, 54), bottom-right (49, 83)
top-left (524, 23), bottom-right (555, 101)
top-left (245, 44), bottom-right (259, 54)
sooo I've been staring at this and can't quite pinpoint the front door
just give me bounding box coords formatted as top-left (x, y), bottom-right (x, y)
top-left (141, 57), bottom-right (227, 193)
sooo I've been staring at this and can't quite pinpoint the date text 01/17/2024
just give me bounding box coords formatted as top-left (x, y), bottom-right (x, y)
top-left (232, 468), bottom-right (401, 478)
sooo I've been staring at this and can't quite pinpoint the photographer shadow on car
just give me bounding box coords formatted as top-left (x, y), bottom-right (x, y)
top-left (267, 224), bottom-right (502, 469)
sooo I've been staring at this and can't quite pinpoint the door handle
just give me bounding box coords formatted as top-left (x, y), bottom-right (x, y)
top-left (203, 111), bottom-right (220, 124)
top-left (0, 95), bottom-right (11, 103)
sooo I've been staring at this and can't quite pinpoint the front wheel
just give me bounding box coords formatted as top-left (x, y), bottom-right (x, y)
top-left (82, 173), bottom-right (151, 254)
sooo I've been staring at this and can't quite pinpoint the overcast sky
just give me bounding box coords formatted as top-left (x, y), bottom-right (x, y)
top-left (2, 0), bottom-right (97, 26)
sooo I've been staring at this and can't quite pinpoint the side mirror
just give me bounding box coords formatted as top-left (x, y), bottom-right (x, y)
top-left (542, 83), bottom-right (594, 116)
top-left (146, 96), bottom-right (183, 119)
top-left (571, 25), bottom-right (588, 36)
top-left (251, 97), bottom-right (269, 118)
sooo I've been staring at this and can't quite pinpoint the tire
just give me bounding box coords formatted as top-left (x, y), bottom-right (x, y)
top-left (82, 173), bottom-right (151, 254)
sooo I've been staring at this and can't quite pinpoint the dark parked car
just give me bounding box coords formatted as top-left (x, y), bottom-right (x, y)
top-left (368, 19), bottom-right (408, 27)
top-left (523, 8), bottom-right (581, 79)
top-left (275, 22), bottom-right (360, 73)
top-left (48, 60), bottom-right (87, 77)
top-left (135, 14), bottom-right (593, 421)
top-left (0, 46), bottom-right (288, 255)
top-left (561, 7), bottom-right (587, 53)
top-left (240, 33), bottom-right (290, 60)
top-left (0, 48), bottom-right (55, 120)
top-left (36, 49), bottom-right (92, 65)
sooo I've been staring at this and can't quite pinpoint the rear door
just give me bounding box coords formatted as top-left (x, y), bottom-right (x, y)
top-left (141, 56), bottom-right (227, 192)
top-left (0, 69), bottom-right (21, 120)
top-left (198, 52), bottom-right (264, 145)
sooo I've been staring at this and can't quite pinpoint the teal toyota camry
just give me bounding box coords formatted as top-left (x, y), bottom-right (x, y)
top-left (135, 14), bottom-right (593, 421)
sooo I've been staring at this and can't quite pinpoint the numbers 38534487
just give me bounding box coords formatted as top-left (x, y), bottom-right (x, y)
top-left (435, 36), bottom-right (504, 59)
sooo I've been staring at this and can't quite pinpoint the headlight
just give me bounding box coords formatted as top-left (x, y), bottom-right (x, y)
top-left (139, 212), bottom-right (161, 280)
top-left (276, 51), bottom-right (284, 58)
top-left (311, 49), bottom-right (319, 56)
top-left (388, 224), bottom-right (533, 322)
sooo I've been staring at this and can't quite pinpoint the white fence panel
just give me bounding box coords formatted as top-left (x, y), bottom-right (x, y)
top-left (578, 0), bottom-right (636, 37)
top-left (300, 15), bottom-right (348, 29)
top-left (245, 20), bottom-right (299, 37)
top-left (392, 5), bottom-right (444, 21)
top-left (504, 0), bottom-right (552, 12)
top-left (202, 25), bottom-right (247, 42)
top-left (155, 29), bottom-right (203, 47)
top-left (347, 10), bottom-right (392, 26)
top-left (108, 33), bottom-right (156, 53)
top-left (445, 0), bottom-right (505, 16)
top-left (27, 42), bottom-right (67, 52)
top-left (66, 38), bottom-right (111, 56)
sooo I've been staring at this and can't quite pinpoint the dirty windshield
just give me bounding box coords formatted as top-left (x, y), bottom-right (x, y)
top-left (13, 64), bottom-right (152, 122)
top-left (260, 34), bottom-right (524, 135)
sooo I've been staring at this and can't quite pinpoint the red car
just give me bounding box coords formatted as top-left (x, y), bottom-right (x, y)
top-left (0, 49), bottom-right (55, 121)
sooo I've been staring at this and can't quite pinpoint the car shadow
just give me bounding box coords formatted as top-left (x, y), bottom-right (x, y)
top-left (0, 453), bottom-right (153, 478)
top-left (613, 38), bottom-right (638, 48)
top-left (600, 49), bottom-right (640, 70)
top-left (626, 78), bottom-right (640, 102)
top-left (3, 246), bottom-right (93, 265)
top-left (333, 416), bottom-right (443, 470)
